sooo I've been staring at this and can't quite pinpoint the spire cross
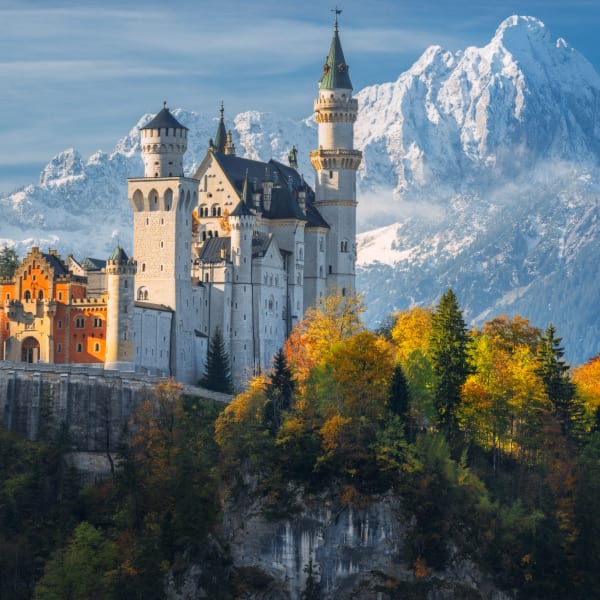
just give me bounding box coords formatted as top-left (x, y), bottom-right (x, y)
top-left (331, 6), bottom-right (342, 30)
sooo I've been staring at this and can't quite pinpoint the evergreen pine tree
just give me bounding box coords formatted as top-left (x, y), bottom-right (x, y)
top-left (388, 364), bottom-right (412, 439)
top-left (536, 324), bottom-right (581, 438)
top-left (263, 348), bottom-right (294, 434)
top-left (430, 289), bottom-right (470, 441)
top-left (0, 245), bottom-right (18, 279)
top-left (200, 327), bottom-right (233, 393)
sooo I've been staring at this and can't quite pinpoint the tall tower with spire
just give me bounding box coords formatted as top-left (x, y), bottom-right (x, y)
top-left (310, 11), bottom-right (362, 295)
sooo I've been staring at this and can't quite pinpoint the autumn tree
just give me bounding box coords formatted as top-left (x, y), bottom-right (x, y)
top-left (214, 376), bottom-right (274, 475)
top-left (285, 291), bottom-right (364, 389)
top-left (315, 331), bottom-right (395, 476)
top-left (200, 327), bottom-right (233, 393)
top-left (430, 289), bottom-right (470, 442)
top-left (389, 307), bottom-right (435, 427)
top-left (572, 353), bottom-right (600, 423)
top-left (481, 314), bottom-right (541, 354)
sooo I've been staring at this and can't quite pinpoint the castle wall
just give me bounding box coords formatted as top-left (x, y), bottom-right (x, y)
top-left (0, 363), bottom-right (151, 451)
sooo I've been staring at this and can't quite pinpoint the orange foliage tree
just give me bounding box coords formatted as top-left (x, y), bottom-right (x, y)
top-left (284, 291), bottom-right (364, 391)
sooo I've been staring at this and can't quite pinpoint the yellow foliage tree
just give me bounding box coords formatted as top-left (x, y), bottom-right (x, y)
top-left (285, 291), bottom-right (364, 389)
top-left (214, 376), bottom-right (272, 473)
top-left (391, 307), bottom-right (433, 364)
top-left (572, 353), bottom-right (600, 417)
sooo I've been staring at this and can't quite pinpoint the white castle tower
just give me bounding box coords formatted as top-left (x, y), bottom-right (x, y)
top-left (128, 104), bottom-right (199, 382)
top-left (228, 176), bottom-right (256, 383)
top-left (310, 12), bottom-right (362, 295)
top-left (105, 247), bottom-right (136, 371)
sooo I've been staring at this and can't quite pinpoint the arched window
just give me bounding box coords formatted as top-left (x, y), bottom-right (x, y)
top-left (24, 290), bottom-right (31, 301)
top-left (164, 188), bottom-right (173, 211)
top-left (38, 290), bottom-right (43, 300)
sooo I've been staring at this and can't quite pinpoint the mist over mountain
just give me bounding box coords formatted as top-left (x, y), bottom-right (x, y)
top-left (1, 15), bottom-right (598, 364)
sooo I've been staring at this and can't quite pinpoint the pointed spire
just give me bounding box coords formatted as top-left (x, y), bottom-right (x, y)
top-left (320, 11), bottom-right (352, 90)
top-left (225, 130), bottom-right (236, 155)
top-left (213, 101), bottom-right (227, 153)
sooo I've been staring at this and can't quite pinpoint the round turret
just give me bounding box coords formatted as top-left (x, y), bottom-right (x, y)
top-left (140, 103), bottom-right (188, 178)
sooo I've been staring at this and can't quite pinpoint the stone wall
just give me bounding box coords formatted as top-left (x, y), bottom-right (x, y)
top-left (0, 362), bottom-right (231, 452)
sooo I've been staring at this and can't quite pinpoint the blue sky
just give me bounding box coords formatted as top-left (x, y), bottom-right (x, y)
top-left (1, 0), bottom-right (600, 194)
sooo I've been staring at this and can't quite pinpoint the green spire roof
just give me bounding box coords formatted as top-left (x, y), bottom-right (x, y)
top-left (213, 102), bottom-right (227, 153)
top-left (109, 246), bottom-right (129, 263)
top-left (319, 12), bottom-right (352, 90)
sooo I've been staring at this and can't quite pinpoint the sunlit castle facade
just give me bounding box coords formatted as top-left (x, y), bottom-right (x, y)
top-left (0, 17), bottom-right (361, 388)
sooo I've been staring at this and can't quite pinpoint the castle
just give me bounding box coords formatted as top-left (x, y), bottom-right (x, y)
top-left (0, 16), bottom-right (361, 387)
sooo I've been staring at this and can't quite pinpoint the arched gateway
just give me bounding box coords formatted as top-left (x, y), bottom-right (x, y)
top-left (21, 337), bottom-right (40, 363)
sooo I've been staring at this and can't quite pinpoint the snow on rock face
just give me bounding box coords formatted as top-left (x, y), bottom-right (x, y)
top-left (39, 149), bottom-right (85, 186)
top-left (0, 15), bottom-right (599, 364)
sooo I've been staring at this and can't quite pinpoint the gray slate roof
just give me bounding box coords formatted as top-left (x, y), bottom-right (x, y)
top-left (142, 107), bottom-right (188, 131)
top-left (198, 236), bottom-right (230, 263)
top-left (43, 252), bottom-right (69, 277)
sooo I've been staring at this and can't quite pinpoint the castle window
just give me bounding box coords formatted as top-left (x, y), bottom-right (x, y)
top-left (160, 265), bottom-right (163, 271)
top-left (342, 288), bottom-right (347, 296)
top-left (76, 343), bottom-right (82, 353)
top-left (328, 265), bottom-right (332, 274)
top-left (205, 274), bottom-right (209, 282)
top-left (93, 317), bottom-right (102, 327)
top-left (57, 343), bottom-right (62, 352)
top-left (142, 263), bottom-right (146, 272)
top-left (94, 343), bottom-right (100, 352)
top-left (123, 332), bottom-right (128, 341)
top-left (319, 266), bottom-right (323, 277)
top-left (329, 170), bottom-right (333, 179)
top-left (75, 317), bottom-right (85, 329)
top-left (58, 292), bottom-right (63, 300)
top-left (38, 290), bottom-right (43, 300)
top-left (160, 241), bottom-right (164, 248)
top-left (24, 290), bottom-right (31, 301)
top-left (124, 280), bottom-right (128, 288)
top-left (58, 320), bottom-right (62, 329)
top-left (5, 293), bottom-right (9, 301)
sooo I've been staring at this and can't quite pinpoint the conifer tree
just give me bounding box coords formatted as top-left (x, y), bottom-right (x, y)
top-left (536, 324), bottom-right (581, 438)
top-left (0, 245), bottom-right (18, 279)
top-left (430, 289), bottom-right (470, 440)
top-left (264, 348), bottom-right (294, 434)
top-left (200, 327), bottom-right (233, 393)
top-left (388, 364), bottom-right (412, 438)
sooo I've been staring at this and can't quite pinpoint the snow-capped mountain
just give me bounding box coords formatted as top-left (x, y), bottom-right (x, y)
top-left (1, 16), bottom-right (598, 364)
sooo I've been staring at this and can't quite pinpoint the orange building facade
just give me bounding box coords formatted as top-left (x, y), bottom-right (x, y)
top-left (0, 248), bottom-right (107, 365)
